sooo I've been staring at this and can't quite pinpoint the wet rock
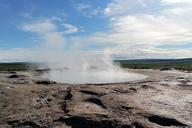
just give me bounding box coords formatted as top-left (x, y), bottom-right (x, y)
top-left (141, 84), bottom-right (154, 89)
top-left (177, 77), bottom-right (185, 80)
top-left (9, 71), bottom-right (16, 74)
top-left (120, 124), bottom-right (134, 128)
top-left (36, 95), bottom-right (53, 107)
top-left (160, 67), bottom-right (172, 71)
top-left (113, 88), bottom-right (129, 94)
top-left (8, 120), bottom-right (41, 128)
top-left (56, 116), bottom-right (129, 128)
top-left (35, 68), bottom-right (50, 73)
top-left (46, 98), bottom-right (52, 102)
top-left (129, 87), bottom-right (137, 93)
top-left (63, 87), bottom-right (72, 100)
top-left (84, 97), bottom-right (106, 108)
top-left (1, 69), bottom-right (192, 128)
top-left (8, 74), bottom-right (19, 78)
top-left (79, 90), bottom-right (105, 97)
top-left (113, 87), bottom-right (137, 94)
top-left (35, 80), bottom-right (56, 85)
top-left (58, 87), bottom-right (72, 113)
top-left (60, 101), bottom-right (69, 113)
top-left (131, 122), bottom-right (145, 128)
top-left (177, 84), bottom-right (192, 90)
top-left (121, 105), bottom-right (134, 111)
top-left (147, 115), bottom-right (188, 127)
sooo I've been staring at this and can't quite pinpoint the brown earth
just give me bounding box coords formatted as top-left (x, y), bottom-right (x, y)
top-left (0, 69), bottom-right (192, 128)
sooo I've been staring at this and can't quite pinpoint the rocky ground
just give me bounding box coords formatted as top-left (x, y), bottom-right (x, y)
top-left (0, 69), bottom-right (192, 128)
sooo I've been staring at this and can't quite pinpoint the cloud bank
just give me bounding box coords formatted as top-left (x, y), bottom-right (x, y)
top-left (1, 0), bottom-right (192, 61)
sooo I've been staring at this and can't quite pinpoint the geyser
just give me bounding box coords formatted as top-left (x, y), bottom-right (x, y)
top-left (41, 53), bottom-right (146, 84)
top-left (19, 19), bottom-right (146, 84)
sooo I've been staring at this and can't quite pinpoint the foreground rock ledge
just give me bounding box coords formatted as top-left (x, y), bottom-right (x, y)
top-left (0, 69), bottom-right (192, 128)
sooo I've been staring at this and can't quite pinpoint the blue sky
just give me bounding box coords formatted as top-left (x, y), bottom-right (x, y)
top-left (0, 0), bottom-right (109, 49)
top-left (1, 0), bottom-right (192, 61)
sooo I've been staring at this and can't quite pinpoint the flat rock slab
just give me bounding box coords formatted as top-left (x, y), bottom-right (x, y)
top-left (0, 69), bottom-right (192, 128)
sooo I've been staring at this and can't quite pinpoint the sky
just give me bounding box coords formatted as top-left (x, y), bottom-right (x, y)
top-left (1, 0), bottom-right (192, 61)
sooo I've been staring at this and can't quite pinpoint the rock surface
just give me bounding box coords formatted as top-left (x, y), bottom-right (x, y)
top-left (0, 69), bottom-right (192, 128)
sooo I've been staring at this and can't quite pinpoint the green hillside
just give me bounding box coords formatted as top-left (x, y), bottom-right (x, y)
top-left (115, 58), bottom-right (192, 71)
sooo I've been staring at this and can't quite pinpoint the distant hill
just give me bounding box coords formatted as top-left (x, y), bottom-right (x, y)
top-left (0, 58), bottom-right (192, 72)
top-left (0, 62), bottom-right (38, 71)
top-left (115, 58), bottom-right (192, 64)
top-left (114, 58), bottom-right (192, 71)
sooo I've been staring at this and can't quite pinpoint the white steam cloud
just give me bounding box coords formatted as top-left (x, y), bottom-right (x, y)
top-left (41, 52), bottom-right (146, 84)
top-left (19, 19), bottom-right (146, 84)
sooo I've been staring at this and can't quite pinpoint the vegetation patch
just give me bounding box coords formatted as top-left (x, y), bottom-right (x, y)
top-left (115, 58), bottom-right (192, 71)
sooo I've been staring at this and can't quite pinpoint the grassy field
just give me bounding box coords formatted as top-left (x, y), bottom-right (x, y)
top-left (0, 58), bottom-right (192, 72)
top-left (115, 58), bottom-right (192, 71)
top-left (0, 62), bottom-right (38, 71)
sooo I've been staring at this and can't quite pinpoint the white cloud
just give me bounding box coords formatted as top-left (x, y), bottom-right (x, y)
top-left (75, 3), bottom-right (102, 17)
top-left (76, 3), bottom-right (92, 11)
top-left (84, 0), bottom-right (191, 58)
top-left (162, 0), bottom-right (192, 4)
top-left (0, 48), bottom-right (39, 62)
top-left (104, 0), bottom-right (149, 16)
top-left (1, 46), bottom-right (192, 62)
top-left (19, 19), bottom-right (65, 48)
top-left (8, 0), bottom-right (192, 60)
top-left (106, 46), bottom-right (192, 59)
top-left (110, 14), bottom-right (192, 45)
top-left (49, 0), bottom-right (191, 59)
top-left (20, 19), bottom-right (56, 33)
top-left (104, 0), bottom-right (131, 16)
top-left (164, 7), bottom-right (192, 15)
top-left (137, 0), bottom-right (148, 7)
top-left (62, 23), bottom-right (78, 34)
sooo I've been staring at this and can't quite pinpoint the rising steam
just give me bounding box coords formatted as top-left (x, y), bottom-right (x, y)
top-left (40, 51), bottom-right (146, 84)
top-left (20, 19), bottom-right (146, 84)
